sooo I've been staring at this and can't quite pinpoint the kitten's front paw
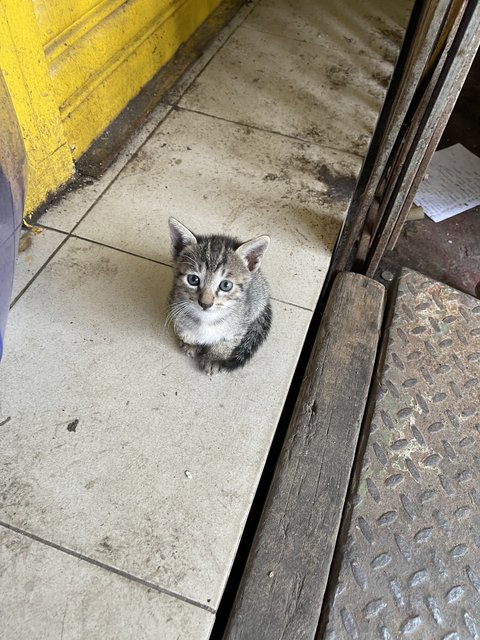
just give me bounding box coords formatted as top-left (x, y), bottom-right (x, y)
top-left (199, 357), bottom-right (223, 376)
top-left (179, 340), bottom-right (200, 358)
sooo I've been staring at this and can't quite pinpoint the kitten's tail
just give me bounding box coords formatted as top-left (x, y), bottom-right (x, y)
top-left (221, 303), bottom-right (272, 371)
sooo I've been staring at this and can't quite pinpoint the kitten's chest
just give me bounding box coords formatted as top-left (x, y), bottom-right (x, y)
top-left (178, 315), bottom-right (239, 346)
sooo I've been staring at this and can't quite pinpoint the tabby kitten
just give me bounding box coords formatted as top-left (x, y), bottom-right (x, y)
top-left (168, 218), bottom-right (272, 374)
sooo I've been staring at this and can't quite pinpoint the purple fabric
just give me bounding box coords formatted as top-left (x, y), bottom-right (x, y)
top-left (0, 73), bottom-right (25, 361)
top-left (0, 165), bottom-right (22, 359)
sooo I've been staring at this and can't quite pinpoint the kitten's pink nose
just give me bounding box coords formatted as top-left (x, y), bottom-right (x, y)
top-left (199, 300), bottom-right (213, 310)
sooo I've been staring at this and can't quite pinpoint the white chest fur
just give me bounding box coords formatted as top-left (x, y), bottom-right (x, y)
top-left (177, 312), bottom-right (238, 346)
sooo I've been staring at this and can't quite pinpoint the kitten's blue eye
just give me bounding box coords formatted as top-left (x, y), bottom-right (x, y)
top-left (187, 274), bottom-right (200, 287)
top-left (219, 280), bottom-right (233, 292)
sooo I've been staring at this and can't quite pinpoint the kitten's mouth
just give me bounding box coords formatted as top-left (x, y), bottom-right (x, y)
top-left (194, 304), bottom-right (226, 320)
top-left (193, 303), bottom-right (213, 313)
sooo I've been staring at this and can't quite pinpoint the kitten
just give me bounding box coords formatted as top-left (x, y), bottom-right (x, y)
top-left (168, 218), bottom-right (272, 374)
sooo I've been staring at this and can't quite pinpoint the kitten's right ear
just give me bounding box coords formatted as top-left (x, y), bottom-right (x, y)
top-left (236, 235), bottom-right (270, 272)
top-left (168, 217), bottom-right (197, 257)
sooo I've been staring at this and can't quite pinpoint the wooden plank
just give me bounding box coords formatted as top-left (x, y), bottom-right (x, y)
top-left (223, 273), bottom-right (385, 640)
top-left (365, 0), bottom-right (480, 276)
top-left (327, 0), bottom-right (450, 280)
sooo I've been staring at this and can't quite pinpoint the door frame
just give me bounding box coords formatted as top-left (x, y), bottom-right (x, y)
top-left (326, 0), bottom-right (480, 288)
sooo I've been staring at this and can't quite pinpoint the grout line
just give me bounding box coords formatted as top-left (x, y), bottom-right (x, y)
top-left (10, 234), bottom-right (72, 309)
top-left (175, 105), bottom-right (365, 159)
top-left (67, 111), bottom-right (175, 239)
top-left (38, 226), bottom-right (174, 268)
top-left (34, 225), bottom-right (69, 236)
top-left (241, 22), bottom-right (402, 64)
top-left (0, 520), bottom-right (216, 615)
top-left (21, 226), bottom-right (317, 313)
top-left (69, 233), bottom-right (171, 268)
top-left (270, 296), bottom-right (313, 312)
top-left (166, 0), bottom-right (260, 107)
top-left (11, 105), bottom-right (176, 308)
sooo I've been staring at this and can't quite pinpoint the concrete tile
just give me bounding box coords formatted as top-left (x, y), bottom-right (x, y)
top-left (0, 237), bottom-right (311, 609)
top-left (74, 109), bottom-right (361, 310)
top-left (39, 103), bottom-right (172, 233)
top-left (165, 0), bottom-right (259, 105)
top-left (0, 527), bottom-right (213, 640)
top-left (179, 24), bottom-right (393, 155)
top-left (246, 0), bottom-right (413, 64)
top-left (12, 228), bottom-right (65, 301)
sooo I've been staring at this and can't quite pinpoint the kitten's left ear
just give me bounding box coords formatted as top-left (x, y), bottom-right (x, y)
top-left (236, 235), bottom-right (270, 272)
top-left (168, 217), bottom-right (197, 258)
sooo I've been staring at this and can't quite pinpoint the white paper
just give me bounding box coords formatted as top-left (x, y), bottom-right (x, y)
top-left (414, 143), bottom-right (480, 222)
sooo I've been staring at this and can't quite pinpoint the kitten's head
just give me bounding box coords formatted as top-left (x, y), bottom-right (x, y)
top-left (168, 217), bottom-right (269, 317)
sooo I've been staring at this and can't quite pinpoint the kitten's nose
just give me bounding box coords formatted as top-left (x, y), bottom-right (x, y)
top-left (199, 300), bottom-right (213, 310)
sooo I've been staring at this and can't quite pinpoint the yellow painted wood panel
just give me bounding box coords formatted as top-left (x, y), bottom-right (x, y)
top-left (0, 0), bottom-right (73, 216)
top-left (45, 0), bottom-right (223, 158)
top-left (34, 0), bottom-right (223, 157)
top-left (33, 0), bottom-right (100, 45)
top-left (47, 0), bottom-right (190, 111)
top-left (1, 0), bottom-right (224, 212)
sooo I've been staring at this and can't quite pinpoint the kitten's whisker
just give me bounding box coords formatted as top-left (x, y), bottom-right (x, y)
top-left (165, 303), bottom-right (189, 322)
top-left (166, 302), bottom-right (190, 317)
top-left (164, 301), bottom-right (190, 332)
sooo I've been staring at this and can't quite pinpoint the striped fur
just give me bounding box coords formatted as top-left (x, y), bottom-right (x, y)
top-left (168, 218), bottom-right (271, 374)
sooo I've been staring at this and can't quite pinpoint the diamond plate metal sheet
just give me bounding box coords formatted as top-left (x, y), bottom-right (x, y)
top-left (323, 269), bottom-right (480, 640)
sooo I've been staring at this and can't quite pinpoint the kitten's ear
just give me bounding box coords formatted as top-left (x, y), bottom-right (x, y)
top-left (236, 235), bottom-right (270, 272)
top-left (168, 217), bottom-right (197, 257)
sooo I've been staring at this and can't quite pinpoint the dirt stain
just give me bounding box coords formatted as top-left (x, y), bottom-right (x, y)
top-left (372, 70), bottom-right (391, 89)
top-left (290, 154), bottom-right (357, 202)
top-left (67, 419), bottom-right (79, 432)
top-left (99, 536), bottom-right (113, 552)
top-left (326, 64), bottom-right (350, 88)
top-left (18, 232), bottom-right (33, 253)
top-left (317, 165), bottom-right (357, 201)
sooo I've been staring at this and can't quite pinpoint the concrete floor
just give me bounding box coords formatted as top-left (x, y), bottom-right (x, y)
top-left (1, 0), bottom-right (412, 637)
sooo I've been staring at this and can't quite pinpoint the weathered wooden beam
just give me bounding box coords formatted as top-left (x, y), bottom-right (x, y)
top-left (223, 273), bottom-right (385, 640)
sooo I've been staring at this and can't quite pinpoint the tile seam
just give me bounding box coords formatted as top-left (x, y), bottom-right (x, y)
top-left (23, 229), bottom-right (317, 313)
top-left (174, 105), bottom-right (365, 159)
top-left (166, 0), bottom-right (259, 107)
top-left (0, 520), bottom-right (216, 615)
top-left (241, 21), bottom-right (403, 63)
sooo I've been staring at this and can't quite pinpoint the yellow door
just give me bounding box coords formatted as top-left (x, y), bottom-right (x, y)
top-left (0, 0), bottom-right (73, 216)
top-left (0, 0), bottom-right (223, 216)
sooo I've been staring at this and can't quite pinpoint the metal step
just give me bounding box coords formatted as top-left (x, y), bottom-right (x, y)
top-left (322, 269), bottom-right (480, 639)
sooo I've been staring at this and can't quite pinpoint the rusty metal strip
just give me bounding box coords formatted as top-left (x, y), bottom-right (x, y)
top-left (320, 269), bottom-right (480, 639)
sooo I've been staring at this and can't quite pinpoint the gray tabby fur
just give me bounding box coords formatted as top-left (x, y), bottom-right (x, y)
top-left (168, 217), bottom-right (272, 374)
